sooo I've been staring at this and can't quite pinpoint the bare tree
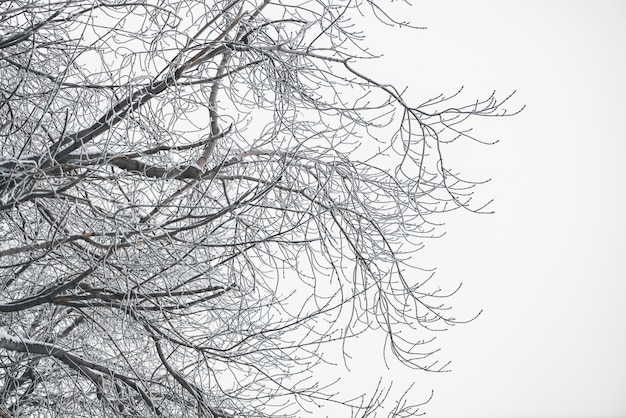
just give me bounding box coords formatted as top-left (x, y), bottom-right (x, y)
top-left (0, 1), bottom-right (519, 416)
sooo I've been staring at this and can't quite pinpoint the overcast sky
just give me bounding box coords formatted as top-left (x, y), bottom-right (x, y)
top-left (343, 1), bottom-right (626, 417)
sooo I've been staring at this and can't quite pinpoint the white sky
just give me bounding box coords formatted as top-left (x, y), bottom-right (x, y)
top-left (337, 1), bottom-right (626, 417)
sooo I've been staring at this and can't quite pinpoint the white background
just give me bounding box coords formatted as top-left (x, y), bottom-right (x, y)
top-left (343, 1), bottom-right (625, 417)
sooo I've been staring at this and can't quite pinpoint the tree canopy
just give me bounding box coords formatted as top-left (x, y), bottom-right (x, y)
top-left (0, 1), bottom-right (518, 416)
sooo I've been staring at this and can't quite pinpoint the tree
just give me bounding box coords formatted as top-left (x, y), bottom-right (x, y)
top-left (0, 1), bottom-right (518, 416)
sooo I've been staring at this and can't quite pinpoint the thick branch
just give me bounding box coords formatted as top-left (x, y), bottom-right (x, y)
top-left (47, 45), bottom-right (229, 165)
top-left (0, 334), bottom-right (162, 416)
top-left (0, 266), bottom-right (96, 312)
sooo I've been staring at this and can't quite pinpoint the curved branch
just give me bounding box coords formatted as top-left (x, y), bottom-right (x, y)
top-left (0, 333), bottom-right (163, 416)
